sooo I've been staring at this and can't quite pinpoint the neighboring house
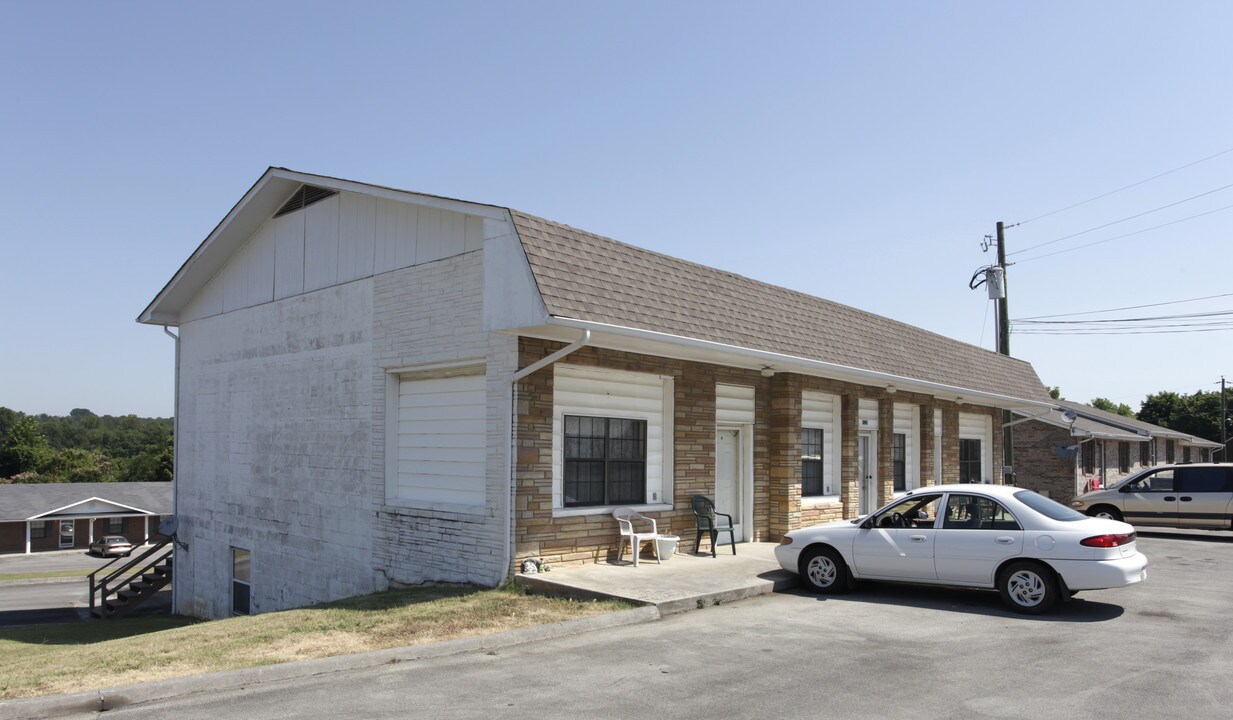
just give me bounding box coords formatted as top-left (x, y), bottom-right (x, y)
top-left (139, 168), bottom-right (1055, 619)
top-left (0, 482), bottom-right (171, 554)
top-left (1011, 399), bottom-right (1223, 499)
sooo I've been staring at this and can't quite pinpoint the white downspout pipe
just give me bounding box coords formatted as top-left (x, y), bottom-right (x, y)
top-left (502, 330), bottom-right (591, 583)
top-left (164, 325), bottom-right (180, 612)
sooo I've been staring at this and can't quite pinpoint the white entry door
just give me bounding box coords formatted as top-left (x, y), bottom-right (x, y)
top-left (715, 428), bottom-right (744, 543)
top-left (858, 432), bottom-right (878, 515)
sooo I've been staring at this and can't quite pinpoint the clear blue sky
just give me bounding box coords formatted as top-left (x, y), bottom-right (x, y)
top-left (2, 2), bottom-right (1230, 419)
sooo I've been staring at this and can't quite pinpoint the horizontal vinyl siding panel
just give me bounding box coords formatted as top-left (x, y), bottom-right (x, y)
top-left (394, 373), bottom-right (486, 507)
top-left (959, 412), bottom-right (990, 438)
top-left (716, 384), bottom-right (755, 425)
top-left (553, 366), bottom-right (670, 509)
top-left (802, 391), bottom-right (837, 428)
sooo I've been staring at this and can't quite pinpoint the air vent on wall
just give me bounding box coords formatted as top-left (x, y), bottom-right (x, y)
top-left (273, 184), bottom-right (339, 218)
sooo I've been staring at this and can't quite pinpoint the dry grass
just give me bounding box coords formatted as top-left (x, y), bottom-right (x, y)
top-left (0, 585), bottom-right (629, 700)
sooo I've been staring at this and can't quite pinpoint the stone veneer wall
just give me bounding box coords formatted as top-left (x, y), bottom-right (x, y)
top-left (513, 338), bottom-right (1012, 569)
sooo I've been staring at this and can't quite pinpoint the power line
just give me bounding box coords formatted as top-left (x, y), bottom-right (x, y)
top-left (1009, 180), bottom-right (1233, 257)
top-left (1011, 145), bottom-right (1233, 227)
top-left (1014, 326), bottom-right (1233, 336)
top-left (1012, 202), bottom-right (1233, 265)
top-left (1014, 293), bottom-right (1233, 321)
top-left (1016, 310), bottom-right (1233, 326)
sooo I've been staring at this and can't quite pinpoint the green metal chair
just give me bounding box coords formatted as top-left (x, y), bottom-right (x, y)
top-left (691, 495), bottom-right (736, 557)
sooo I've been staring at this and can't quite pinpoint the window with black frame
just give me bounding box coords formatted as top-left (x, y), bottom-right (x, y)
top-left (564, 416), bottom-right (647, 507)
top-left (1166, 439), bottom-right (1175, 463)
top-left (1139, 442), bottom-right (1150, 466)
top-left (30, 520), bottom-right (47, 539)
top-left (1082, 441), bottom-right (1095, 474)
top-left (892, 433), bottom-right (907, 492)
top-left (1118, 442), bottom-right (1130, 473)
top-left (802, 428), bottom-right (826, 496)
top-left (959, 438), bottom-right (982, 483)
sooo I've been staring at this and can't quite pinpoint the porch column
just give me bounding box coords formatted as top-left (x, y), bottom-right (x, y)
top-left (25, 522), bottom-right (31, 555)
top-left (920, 401), bottom-right (936, 487)
top-left (767, 373), bottom-right (802, 539)
top-left (941, 402), bottom-right (960, 484)
top-left (144, 516), bottom-right (150, 543)
top-left (88, 518), bottom-right (95, 545)
top-left (841, 393), bottom-right (859, 518)
top-left (880, 394), bottom-right (897, 505)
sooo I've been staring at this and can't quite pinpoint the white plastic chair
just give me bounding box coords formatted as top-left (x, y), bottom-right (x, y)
top-left (613, 508), bottom-right (662, 567)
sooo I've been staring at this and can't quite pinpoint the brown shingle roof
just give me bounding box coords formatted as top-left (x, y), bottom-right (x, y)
top-left (511, 210), bottom-right (1051, 403)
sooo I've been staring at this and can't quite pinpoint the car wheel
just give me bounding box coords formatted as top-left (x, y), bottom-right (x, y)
top-left (799, 546), bottom-right (849, 594)
top-left (1087, 506), bottom-right (1123, 522)
top-left (998, 561), bottom-right (1059, 615)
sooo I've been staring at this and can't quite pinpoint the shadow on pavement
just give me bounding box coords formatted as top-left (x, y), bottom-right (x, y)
top-left (780, 581), bottom-right (1126, 622)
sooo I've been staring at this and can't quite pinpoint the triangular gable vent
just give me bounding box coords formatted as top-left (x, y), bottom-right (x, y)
top-left (274, 184), bottom-right (339, 218)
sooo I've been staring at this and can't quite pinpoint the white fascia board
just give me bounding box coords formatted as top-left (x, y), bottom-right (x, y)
top-left (29, 497), bottom-right (154, 520)
top-left (544, 316), bottom-right (1057, 411)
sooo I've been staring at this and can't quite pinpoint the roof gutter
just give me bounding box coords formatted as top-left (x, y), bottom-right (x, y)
top-left (545, 317), bottom-right (1055, 411)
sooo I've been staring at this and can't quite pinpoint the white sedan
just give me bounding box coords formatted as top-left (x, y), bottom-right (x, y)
top-left (776, 484), bottom-right (1147, 614)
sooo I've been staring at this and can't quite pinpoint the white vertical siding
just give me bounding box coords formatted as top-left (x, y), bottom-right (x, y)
top-left (553, 365), bottom-right (672, 509)
top-left (183, 190), bottom-right (482, 323)
top-left (716, 384), bottom-right (755, 425)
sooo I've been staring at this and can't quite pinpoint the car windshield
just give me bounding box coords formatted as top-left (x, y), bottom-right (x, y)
top-left (1014, 490), bottom-right (1087, 521)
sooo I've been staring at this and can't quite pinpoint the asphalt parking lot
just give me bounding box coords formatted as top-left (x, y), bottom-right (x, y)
top-left (34, 528), bottom-right (1233, 720)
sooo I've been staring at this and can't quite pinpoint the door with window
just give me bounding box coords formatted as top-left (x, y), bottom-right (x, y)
top-left (59, 520), bottom-right (75, 548)
top-left (1176, 467), bottom-right (1233, 528)
top-left (715, 428), bottom-right (745, 543)
top-left (1120, 469), bottom-right (1179, 526)
top-left (858, 432), bottom-right (878, 514)
top-left (934, 493), bottom-right (1024, 585)
top-left (851, 493), bottom-right (942, 580)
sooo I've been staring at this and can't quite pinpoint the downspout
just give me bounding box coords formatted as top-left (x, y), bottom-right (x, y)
top-left (164, 325), bottom-right (180, 612)
top-left (502, 329), bottom-right (591, 583)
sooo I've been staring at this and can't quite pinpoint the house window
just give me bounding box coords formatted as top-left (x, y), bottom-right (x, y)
top-left (563, 416), bottom-right (647, 507)
top-left (1139, 442), bottom-right (1150, 466)
top-left (1166, 440), bottom-right (1175, 463)
top-left (959, 439), bottom-right (982, 483)
top-left (1082, 442), bottom-right (1095, 474)
top-left (802, 428), bottom-right (830, 496)
top-left (107, 517), bottom-right (124, 534)
top-left (30, 521), bottom-right (47, 539)
top-left (1183, 447), bottom-right (1191, 463)
top-left (892, 433), bottom-right (907, 492)
top-left (232, 547), bottom-right (251, 616)
top-left (1118, 443), bottom-right (1130, 473)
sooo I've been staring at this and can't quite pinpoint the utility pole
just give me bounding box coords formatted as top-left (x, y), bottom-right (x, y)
top-left (1222, 376), bottom-right (1227, 460)
top-left (996, 221), bottom-right (1014, 485)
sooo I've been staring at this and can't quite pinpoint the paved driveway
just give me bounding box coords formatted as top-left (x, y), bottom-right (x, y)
top-left (40, 530), bottom-right (1233, 720)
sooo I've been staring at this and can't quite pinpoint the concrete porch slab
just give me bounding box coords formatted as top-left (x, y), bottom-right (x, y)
top-left (514, 541), bottom-right (800, 615)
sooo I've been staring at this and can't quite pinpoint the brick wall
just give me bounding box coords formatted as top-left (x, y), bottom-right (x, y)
top-left (1012, 420), bottom-right (1078, 499)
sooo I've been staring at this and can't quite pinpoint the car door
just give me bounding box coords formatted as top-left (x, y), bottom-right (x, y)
top-left (850, 494), bottom-right (941, 581)
top-left (1176, 467), bottom-right (1233, 529)
top-left (933, 493), bottom-right (1024, 586)
top-left (1119, 469), bottom-right (1179, 527)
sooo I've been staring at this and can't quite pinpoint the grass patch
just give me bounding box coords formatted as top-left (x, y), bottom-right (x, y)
top-left (0, 585), bottom-right (629, 700)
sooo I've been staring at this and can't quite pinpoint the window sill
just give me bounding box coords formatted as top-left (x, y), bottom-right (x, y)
top-left (553, 503), bottom-right (673, 519)
top-left (802, 495), bottom-right (841, 507)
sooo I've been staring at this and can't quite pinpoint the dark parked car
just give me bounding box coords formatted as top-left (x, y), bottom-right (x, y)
top-left (89, 535), bottom-right (133, 557)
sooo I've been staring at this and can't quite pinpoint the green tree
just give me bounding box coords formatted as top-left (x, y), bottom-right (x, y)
top-left (1090, 397), bottom-right (1134, 417)
top-left (0, 416), bottom-right (56, 478)
top-left (1138, 390), bottom-right (1224, 442)
top-left (1047, 386), bottom-right (1063, 400)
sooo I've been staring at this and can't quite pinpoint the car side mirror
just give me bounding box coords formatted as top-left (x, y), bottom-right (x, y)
top-left (860, 517), bottom-right (875, 529)
top-left (1118, 485), bottom-right (1131, 493)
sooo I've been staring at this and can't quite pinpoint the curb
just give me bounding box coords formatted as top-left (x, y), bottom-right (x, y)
top-left (0, 605), bottom-right (661, 720)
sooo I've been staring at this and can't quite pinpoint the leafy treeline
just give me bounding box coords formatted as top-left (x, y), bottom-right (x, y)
top-left (1136, 390), bottom-right (1229, 449)
top-left (0, 407), bottom-right (172, 484)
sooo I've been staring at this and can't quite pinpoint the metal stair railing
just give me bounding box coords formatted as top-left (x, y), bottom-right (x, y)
top-left (88, 535), bottom-right (173, 619)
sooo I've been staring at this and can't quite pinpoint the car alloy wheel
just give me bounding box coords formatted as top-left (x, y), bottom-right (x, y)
top-left (800, 547), bottom-right (848, 594)
top-left (999, 561), bottom-right (1058, 614)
